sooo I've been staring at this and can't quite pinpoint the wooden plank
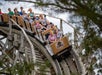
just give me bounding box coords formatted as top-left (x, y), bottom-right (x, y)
top-left (30, 23), bottom-right (35, 32)
top-left (60, 60), bottom-right (71, 75)
top-left (66, 57), bottom-right (78, 74)
top-left (0, 15), bottom-right (1, 22)
top-left (25, 21), bottom-right (31, 31)
top-left (17, 16), bottom-right (25, 27)
top-left (50, 36), bottom-right (69, 54)
top-left (2, 14), bottom-right (9, 23)
top-left (11, 16), bottom-right (17, 22)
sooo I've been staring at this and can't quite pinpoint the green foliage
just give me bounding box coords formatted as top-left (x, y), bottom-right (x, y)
top-left (35, 60), bottom-right (51, 74)
top-left (88, 64), bottom-right (94, 72)
top-left (98, 69), bottom-right (102, 74)
top-left (13, 61), bottom-right (34, 75)
top-left (0, 59), bottom-right (34, 75)
top-left (83, 28), bottom-right (102, 55)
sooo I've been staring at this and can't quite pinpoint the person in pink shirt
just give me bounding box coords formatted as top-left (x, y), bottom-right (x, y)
top-left (0, 9), bottom-right (3, 15)
top-left (35, 21), bottom-right (41, 29)
top-left (48, 31), bottom-right (57, 44)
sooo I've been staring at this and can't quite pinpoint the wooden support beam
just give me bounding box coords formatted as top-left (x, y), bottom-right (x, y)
top-left (60, 19), bottom-right (63, 33)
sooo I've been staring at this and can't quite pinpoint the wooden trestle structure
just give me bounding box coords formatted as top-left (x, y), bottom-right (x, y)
top-left (0, 14), bottom-right (86, 75)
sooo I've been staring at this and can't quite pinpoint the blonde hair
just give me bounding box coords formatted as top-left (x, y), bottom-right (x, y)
top-left (50, 31), bottom-right (54, 35)
top-left (39, 14), bottom-right (44, 19)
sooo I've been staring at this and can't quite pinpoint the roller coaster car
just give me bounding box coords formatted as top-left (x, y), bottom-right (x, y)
top-left (17, 16), bottom-right (25, 27)
top-left (11, 16), bottom-right (35, 33)
top-left (0, 14), bottom-right (9, 23)
top-left (50, 36), bottom-right (71, 57)
top-left (11, 15), bottom-right (17, 22)
top-left (24, 21), bottom-right (35, 34)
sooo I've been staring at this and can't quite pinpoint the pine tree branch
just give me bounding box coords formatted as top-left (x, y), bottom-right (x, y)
top-left (0, 72), bottom-right (10, 75)
top-left (10, 0), bottom-right (77, 11)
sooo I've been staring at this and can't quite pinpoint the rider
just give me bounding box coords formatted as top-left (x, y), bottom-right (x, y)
top-left (28, 8), bottom-right (34, 20)
top-left (48, 31), bottom-right (57, 44)
top-left (0, 9), bottom-right (3, 15)
top-left (19, 7), bottom-right (24, 15)
top-left (14, 8), bottom-right (20, 16)
top-left (8, 8), bottom-right (14, 16)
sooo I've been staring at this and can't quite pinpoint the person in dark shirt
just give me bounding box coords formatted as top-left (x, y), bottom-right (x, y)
top-left (14, 8), bottom-right (20, 16)
top-left (19, 7), bottom-right (23, 15)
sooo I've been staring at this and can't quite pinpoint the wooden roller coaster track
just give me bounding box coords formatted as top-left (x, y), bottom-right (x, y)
top-left (0, 14), bottom-right (86, 75)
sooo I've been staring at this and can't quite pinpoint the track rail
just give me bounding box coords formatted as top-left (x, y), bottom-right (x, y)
top-left (0, 22), bottom-right (60, 75)
top-left (0, 25), bottom-right (79, 75)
